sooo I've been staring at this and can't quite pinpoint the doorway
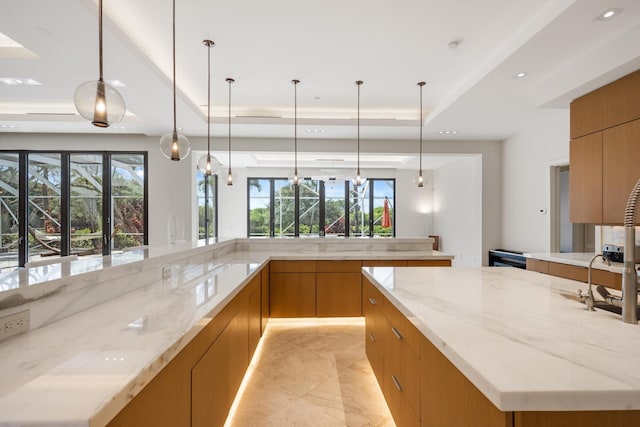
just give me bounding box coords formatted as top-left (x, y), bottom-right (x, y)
top-left (551, 165), bottom-right (594, 253)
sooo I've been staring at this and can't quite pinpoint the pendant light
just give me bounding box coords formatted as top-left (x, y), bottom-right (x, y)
top-left (414, 81), bottom-right (427, 188)
top-left (196, 39), bottom-right (222, 175)
top-left (159, 0), bottom-right (191, 161)
top-left (226, 77), bottom-right (235, 186)
top-left (354, 80), bottom-right (364, 187)
top-left (73, 0), bottom-right (126, 127)
top-left (288, 79), bottom-right (302, 186)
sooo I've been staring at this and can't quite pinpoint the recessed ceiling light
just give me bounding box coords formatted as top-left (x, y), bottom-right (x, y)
top-left (0, 77), bottom-right (42, 85)
top-left (515, 72), bottom-right (527, 78)
top-left (594, 8), bottom-right (624, 21)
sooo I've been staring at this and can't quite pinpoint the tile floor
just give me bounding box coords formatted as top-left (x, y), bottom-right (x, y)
top-left (226, 318), bottom-right (395, 426)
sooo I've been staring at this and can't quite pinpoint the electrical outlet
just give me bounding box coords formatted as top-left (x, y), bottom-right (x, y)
top-left (0, 309), bottom-right (30, 342)
top-left (162, 265), bottom-right (172, 278)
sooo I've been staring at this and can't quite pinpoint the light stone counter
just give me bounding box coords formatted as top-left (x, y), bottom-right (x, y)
top-left (0, 258), bottom-right (264, 426)
top-left (525, 252), bottom-right (625, 274)
top-left (363, 266), bottom-right (640, 412)
top-left (0, 237), bottom-right (450, 426)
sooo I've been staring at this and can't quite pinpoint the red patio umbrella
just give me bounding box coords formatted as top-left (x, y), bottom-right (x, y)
top-left (381, 197), bottom-right (391, 228)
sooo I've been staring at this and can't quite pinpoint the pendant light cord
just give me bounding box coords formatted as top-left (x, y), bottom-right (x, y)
top-left (228, 78), bottom-right (233, 170)
top-left (172, 0), bottom-right (177, 133)
top-left (356, 80), bottom-right (363, 177)
top-left (419, 82), bottom-right (424, 173)
top-left (98, 0), bottom-right (103, 82)
top-left (292, 79), bottom-right (300, 175)
top-left (206, 42), bottom-right (211, 158)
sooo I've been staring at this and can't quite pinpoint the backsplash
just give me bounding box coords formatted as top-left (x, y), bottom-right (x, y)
top-left (598, 226), bottom-right (640, 247)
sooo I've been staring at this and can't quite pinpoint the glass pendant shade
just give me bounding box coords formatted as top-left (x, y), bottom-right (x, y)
top-left (412, 169), bottom-right (430, 187)
top-left (73, 0), bottom-right (125, 128)
top-left (160, 131), bottom-right (191, 161)
top-left (74, 80), bottom-right (125, 127)
top-left (288, 169), bottom-right (303, 186)
top-left (196, 153), bottom-right (222, 175)
top-left (227, 169), bottom-right (234, 186)
top-left (160, 0), bottom-right (190, 161)
top-left (352, 173), bottom-right (366, 187)
top-left (415, 81), bottom-right (427, 188)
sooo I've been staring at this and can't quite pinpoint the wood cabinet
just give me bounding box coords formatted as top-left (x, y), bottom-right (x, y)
top-left (192, 303), bottom-right (248, 427)
top-left (364, 280), bottom-right (385, 386)
top-left (569, 132), bottom-right (603, 224)
top-left (261, 263), bottom-right (270, 334)
top-left (317, 261), bottom-right (363, 317)
top-left (570, 69), bottom-right (640, 140)
top-left (526, 258), bottom-right (549, 274)
top-left (270, 271), bottom-right (316, 317)
top-left (271, 259), bottom-right (451, 318)
top-left (363, 259), bottom-right (408, 267)
top-left (407, 259), bottom-right (451, 266)
top-left (603, 118), bottom-right (640, 224)
top-left (364, 278), bottom-right (420, 427)
top-left (421, 337), bottom-right (512, 427)
top-left (569, 70), bottom-right (640, 225)
top-left (527, 259), bottom-right (621, 290)
top-left (107, 271), bottom-right (263, 427)
top-left (383, 301), bottom-right (421, 427)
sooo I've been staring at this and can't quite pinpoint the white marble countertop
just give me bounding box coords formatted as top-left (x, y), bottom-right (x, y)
top-left (525, 252), bottom-right (625, 273)
top-left (362, 266), bottom-right (640, 412)
top-left (0, 254), bottom-right (265, 426)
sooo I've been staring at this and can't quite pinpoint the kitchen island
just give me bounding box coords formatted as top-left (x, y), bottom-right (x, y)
top-left (0, 237), bottom-right (451, 426)
top-left (363, 266), bottom-right (640, 426)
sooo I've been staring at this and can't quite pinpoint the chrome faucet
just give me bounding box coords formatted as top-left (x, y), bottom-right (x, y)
top-left (598, 178), bottom-right (640, 324)
top-left (579, 254), bottom-right (611, 311)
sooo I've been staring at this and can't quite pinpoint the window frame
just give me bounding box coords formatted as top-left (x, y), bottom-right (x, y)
top-left (247, 177), bottom-right (395, 238)
top-left (0, 150), bottom-right (148, 268)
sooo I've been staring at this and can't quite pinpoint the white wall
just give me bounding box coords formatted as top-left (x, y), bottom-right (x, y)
top-left (1, 133), bottom-right (193, 247)
top-left (433, 156), bottom-right (482, 267)
top-left (501, 109), bottom-right (570, 252)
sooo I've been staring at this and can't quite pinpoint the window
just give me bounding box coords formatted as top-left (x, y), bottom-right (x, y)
top-left (0, 151), bottom-right (148, 270)
top-left (196, 171), bottom-right (217, 240)
top-left (247, 177), bottom-right (395, 238)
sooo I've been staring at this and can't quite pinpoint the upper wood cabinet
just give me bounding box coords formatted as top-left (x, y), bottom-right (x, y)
top-left (603, 119), bottom-right (640, 224)
top-left (570, 69), bottom-right (640, 139)
top-left (569, 69), bottom-right (640, 225)
top-left (569, 132), bottom-right (603, 223)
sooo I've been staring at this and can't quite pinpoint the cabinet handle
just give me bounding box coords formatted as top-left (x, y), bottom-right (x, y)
top-left (369, 332), bottom-right (376, 342)
top-left (391, 375), bottom-right (403, 392)
top-left (368, 297), bottom-right (377, 305)
top-left (391, 326), bottom-right (403, 340)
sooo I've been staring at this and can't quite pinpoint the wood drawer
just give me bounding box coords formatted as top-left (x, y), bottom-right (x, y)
top-left (407, 259), bottom-right (451, 266)
top-left (383, 297), bottom-right (421, 359)
top-left (269, 260), bottom-right (316, 273)
top-left (364, 280), bottom-right (385, 386)
top-left (526, 258), bottom-right (549, 274)
top-left (363, 259), bottom-right (409, 267)
top-left (316, 259), bottom-right (362, 273)
top-left (548, 262), bottom-right (587, 282)
top-left (384, 322), bottom-right (421, 425)
top-left (590, 268), bottom-right (622, 291)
